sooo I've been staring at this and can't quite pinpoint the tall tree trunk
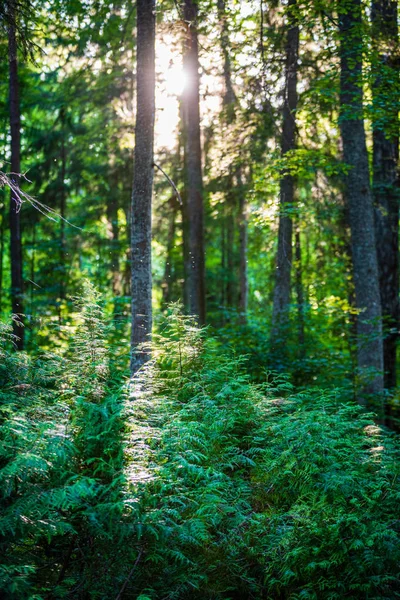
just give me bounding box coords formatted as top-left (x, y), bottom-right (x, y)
top-left (339, 0), bottom-right (384, 400)
top-left (59, 107), bottom-right (66, 304)
top-left (218, 0), bottom-right (240, 313)
top-left (8, 6), bottom-right (24, 350)
top-left (0, 196), bottom-right (4, 312)
top-left (371, 0), bottom-right (399, 395)
top-left (130, 0), bottom-right (156, 374)
top-left (270, 0), bottom-right (299, 345)
top-left (162, 197), bottom-right (178, 306)
top-left (182, 0), bottom-right (206, 324)
top-left (294, 224), bottom-right (305, 355)
top-left (237, 169), bottom-right (248, 322)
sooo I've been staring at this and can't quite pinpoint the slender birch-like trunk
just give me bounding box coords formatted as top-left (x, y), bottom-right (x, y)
top-left (130, 0), bottom-right (156, 374)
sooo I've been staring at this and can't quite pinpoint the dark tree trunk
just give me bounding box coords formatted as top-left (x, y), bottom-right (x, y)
top-left (182, 0), bottom-right (206, 324)
top-left (270, 0), bottom-right (298, 344)
top-left (59, 107), bottom-right (67, 318)
top-left (226, 183), bottom-right (235, 309)
top-left (237, 169), bottom-right (248, 322)
top-left (162, 197), bottom-right (178, 306)
top-left (295, 225), bottom-right (305, 355)
top-left (371, 0), bottom-right (399, 394)
top-left (0, 197), bottom-right (4, 311)
top-left (8, 7), bottom-right (24, 350)
top-left (339, 0), bottom-right (384, 400)
top-left (130, 0), bottom-right (156, 374)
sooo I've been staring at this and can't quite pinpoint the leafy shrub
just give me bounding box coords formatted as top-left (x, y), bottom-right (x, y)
top-left (1, 298), bottom-right (400, 599)
top-left (127, 308), bottom-right (400, 599)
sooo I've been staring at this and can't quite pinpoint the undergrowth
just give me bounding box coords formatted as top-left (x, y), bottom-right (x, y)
top-left (1, 291), bottom-right (400, 599)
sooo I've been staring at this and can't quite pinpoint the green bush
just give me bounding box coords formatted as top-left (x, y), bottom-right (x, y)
top-left (1, 297), bottom-right (400, 599)
top-left (128, 308), bottom-right (400, 599)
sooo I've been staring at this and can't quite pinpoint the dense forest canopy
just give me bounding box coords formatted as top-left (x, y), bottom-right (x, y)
top-left (1, 0), bottom-right (400, 598)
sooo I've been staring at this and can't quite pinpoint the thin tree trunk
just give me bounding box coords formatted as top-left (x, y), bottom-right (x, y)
top-left (371, 0), bottom-right (399, 394)
top-left (294, 224), bottom-right (305, 355)
top-left (59, 107), bottom-right (66, 305)
top-left (8, 6), bottom-right (24, 350)
top-left (130, 0), bottom-right (156, 374)
top-left (270, 0), bottom-right (299, 345)
top-left (0, 196), bottom-right (4, 312)
top-left (218, 0), bottom-right (240, 313)
top-left (162, 197), bottom-right (178, 306)
top-left (182, 0), bottom-right (206, 324)
top-left (226, 183), bottom-right (235, 308)
top-left (339, 0), bottom-right (384, 400)
top-left (237, 169), bottom-right (248, 322)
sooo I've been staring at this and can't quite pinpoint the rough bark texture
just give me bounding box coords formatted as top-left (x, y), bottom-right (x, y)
top-left (371, 0), bottom-right (399, 392)
top-left (8, 7), bottom-right (24, 350)
top-left (270, 0), bottom-right (298, 344)
top-left (182, 0), bottom-right (206, 324)
top-left (339, 0), bottom-right (384, 399)
top-left (130, 0), bottom-right (156, 374)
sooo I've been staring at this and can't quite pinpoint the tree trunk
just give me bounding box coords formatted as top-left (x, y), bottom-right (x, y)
top-left (237, 169), bottom-right (248, 322)
top-left (182, 0), bottom-right (206, 324)
top-left (130, 0), bottom-right (156, 374)
top-left (371, 0), bottom-right (399, 394)
top-left (270, 0), bottom-right (298, 345)
top-left (8, 6), bottom-right (24, 350)
top-left (295, 225), bottom-right (305, 355)
top-left (0, 196), bottom-right (4, 312)
top-left (59, 107), bottom-right (66, 306)
top-left (339, 0), bottom-right (384, 400)
top-left (162, 197), bottom-right (178, 306)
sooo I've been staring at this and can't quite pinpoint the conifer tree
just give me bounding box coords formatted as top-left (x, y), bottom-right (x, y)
top-left (338, 0), bottom-right (384, 399)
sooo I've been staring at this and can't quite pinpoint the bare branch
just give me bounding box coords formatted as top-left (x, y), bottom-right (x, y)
top-left (153, 162), bottom-right (182, 205)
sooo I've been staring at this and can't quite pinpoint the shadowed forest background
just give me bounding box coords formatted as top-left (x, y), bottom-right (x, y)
top-left (1, 0), bottom-right (400, 598)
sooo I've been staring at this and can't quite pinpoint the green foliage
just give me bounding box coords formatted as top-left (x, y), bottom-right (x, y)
top-left (126, 309), bottom-right (400, 599)
top-left (1, 297), bottom-right (400, 598)
top-left (0, 283), bottom-right (129, 599)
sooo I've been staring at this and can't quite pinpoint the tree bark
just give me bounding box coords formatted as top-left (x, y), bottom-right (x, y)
top-left (8, 4), bottom-right (24, 350)
top-left (295, 225), bottom-right (305, 355)
top-left (130, 0), bottom-right (156, 374)
top-left (270, 0), bottom-right (298, 345)
top-left (182, 0), bottom-right (206, 324)
top-left (371, 0), bottom-right (399, 393)
top-left (237, 169), bottom-right (248, 322)
top-left (59, 107), bottom-right (67, 317)
top-left (339, 0), bottom-right (384, 399)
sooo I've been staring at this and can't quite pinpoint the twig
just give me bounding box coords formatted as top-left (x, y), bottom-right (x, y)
top-left (153, 162), bottom-right (182, 205)
top-left (115, 549), bottom-right (143, 600)
top-left (0, 170), bottom-right (81, 230)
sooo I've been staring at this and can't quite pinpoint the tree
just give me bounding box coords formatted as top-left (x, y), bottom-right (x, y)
top-left (371, 0), bottom-right (399, 394)
top-left (270, 0), bottom-right (299, 346)
top-left (130, 0), bottom-right (156, 374)
top-left (338, 0), bottom-right (384, 399)
top-left (181, 0), bottom-right (206, 324)
top-left (7, 0), bottom-right (24, 349)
